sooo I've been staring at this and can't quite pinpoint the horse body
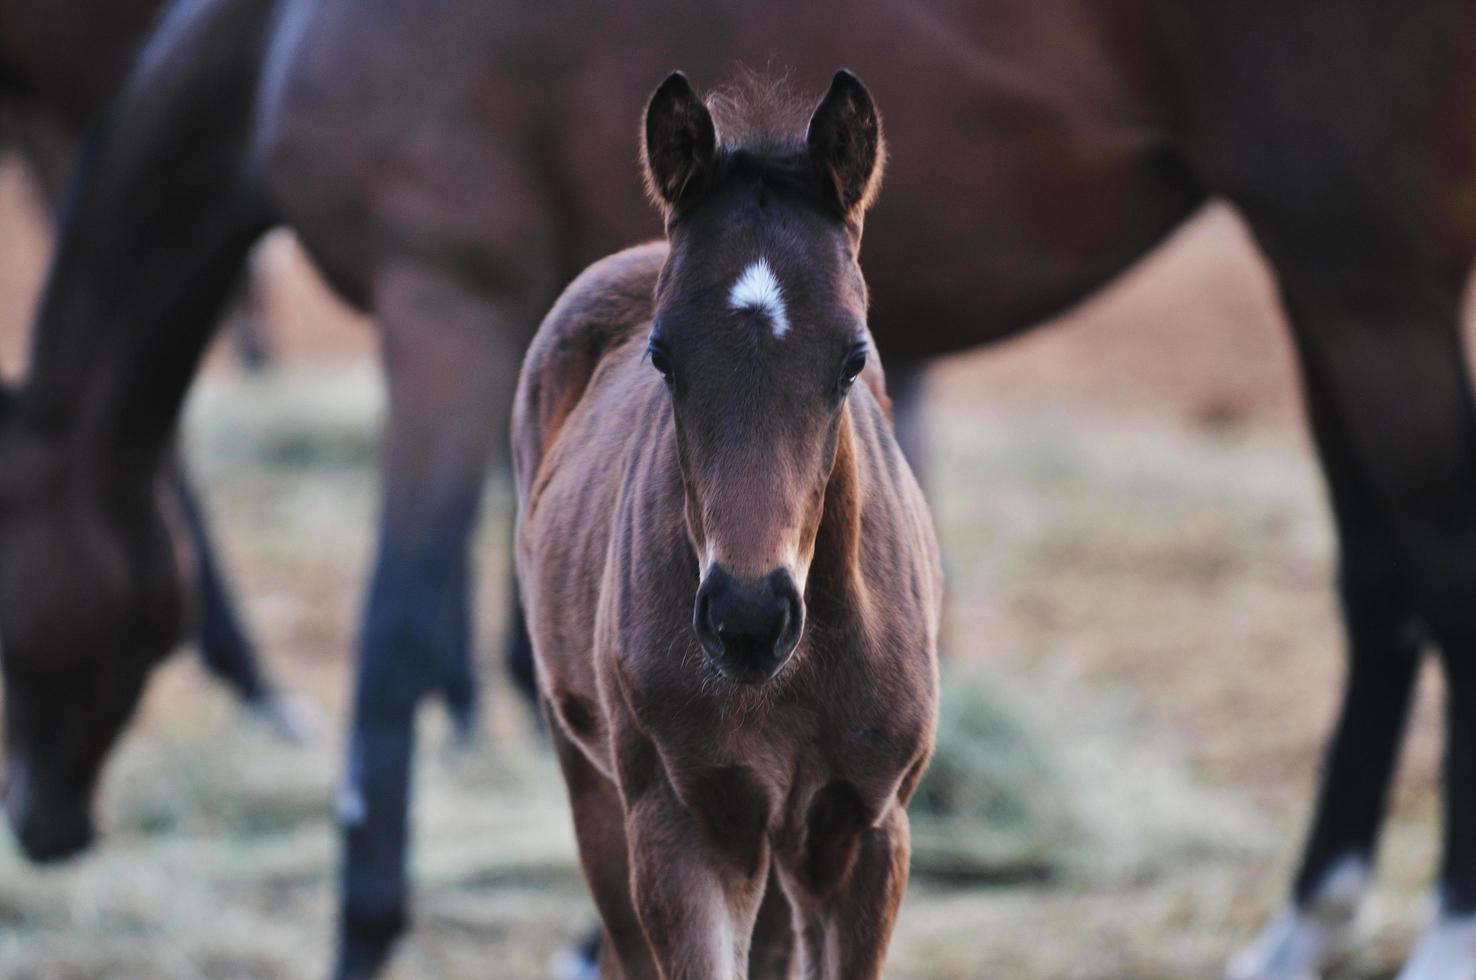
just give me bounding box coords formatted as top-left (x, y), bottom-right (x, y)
top-left (2, 0), bottom-right (1476, 975)
top-left (515, 73), bottom-right (940, 976)
top-left (0, 0), bottom-right (162, 123)
top-left (265, 0), bottom-right (1194, 360)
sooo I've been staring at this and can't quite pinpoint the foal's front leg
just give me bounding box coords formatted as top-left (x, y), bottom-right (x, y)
top-left (622, 756), bottom-right (772, 978)
top-left (779, 798), bottom-right (911, 980)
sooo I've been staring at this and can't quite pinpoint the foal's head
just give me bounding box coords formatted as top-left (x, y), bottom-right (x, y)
top-left (641, 70), bottom-right (884, 684)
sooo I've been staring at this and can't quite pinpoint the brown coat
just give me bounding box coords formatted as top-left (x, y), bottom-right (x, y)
top-left (515, 237), bottom-right (940, 977)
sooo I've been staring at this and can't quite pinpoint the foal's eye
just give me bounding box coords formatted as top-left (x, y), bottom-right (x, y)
top-left (647, 341), bottom-right (674, 385)
top-left (839, 345), bottom-right (868, 392)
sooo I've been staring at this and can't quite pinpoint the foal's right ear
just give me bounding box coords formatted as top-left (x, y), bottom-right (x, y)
top-left (642, 71), bottom-right (717, 214)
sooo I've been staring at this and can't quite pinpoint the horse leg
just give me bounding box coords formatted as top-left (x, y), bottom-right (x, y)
top-left (1226, 263), bottom-right (1476, 979)
top-left (1404, 625), bottom-right (1476, 979)
top-left (747, 861), bottom-right (796, 979)
top-left (222, 254), bottom-right (273, 372)
top-left (334, 265), bottom-right (523, 978)
top-left (1227, 291), bottom-right (1427, 979)
top-left (619, 736), bottom-right (771, 979)
top-left (775, 797), bottom-right (909, 980)
top-left (173, 468), bottom-right (262, 701)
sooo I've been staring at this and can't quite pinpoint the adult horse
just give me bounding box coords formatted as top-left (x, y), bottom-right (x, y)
top-left (0, 0), bottom-right (297, 741)
top-left (1, 1), bottom-right (1474, 978)
top-left (0, 0), bottom-right (163, 197)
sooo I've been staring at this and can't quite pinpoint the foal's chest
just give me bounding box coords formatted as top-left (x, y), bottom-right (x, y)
top-left (655, 679), bottom-right (930, 841)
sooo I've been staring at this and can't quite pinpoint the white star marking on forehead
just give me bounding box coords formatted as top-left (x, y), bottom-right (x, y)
top-left (728, 259), bottom-right (791, 338)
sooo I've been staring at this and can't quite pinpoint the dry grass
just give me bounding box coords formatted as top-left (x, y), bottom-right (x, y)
top-left (0, 363), bottom-right (1449, 979)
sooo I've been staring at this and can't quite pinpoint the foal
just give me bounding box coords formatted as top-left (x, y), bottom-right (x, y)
top-left (515, 71), bottom-right (940, 978)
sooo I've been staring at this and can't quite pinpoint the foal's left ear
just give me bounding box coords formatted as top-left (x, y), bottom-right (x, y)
top-left (806, 70), bottom-right (885, 220)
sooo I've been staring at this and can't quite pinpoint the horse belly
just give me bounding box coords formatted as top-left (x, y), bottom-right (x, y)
top-left (1159, 0), bottom-right (1476, 281)
top-left (259, 0), bottom-right (541, 307)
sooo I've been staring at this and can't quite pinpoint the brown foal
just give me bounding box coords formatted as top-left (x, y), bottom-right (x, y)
top-left (514, 71), bottom-right (941, 979)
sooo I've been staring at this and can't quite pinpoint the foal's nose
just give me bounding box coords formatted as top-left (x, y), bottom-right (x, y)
top-left (694, 565), bottom-right (804, 683)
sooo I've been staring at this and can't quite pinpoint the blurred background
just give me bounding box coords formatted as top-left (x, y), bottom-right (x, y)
top-left (1, 139), bottom-right (1466, 978)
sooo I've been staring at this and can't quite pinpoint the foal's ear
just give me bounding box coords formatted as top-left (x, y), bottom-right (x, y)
top-left (642, 71), bottom-right (718, 213)
top-left (806, 70), bottom-right (885, 219)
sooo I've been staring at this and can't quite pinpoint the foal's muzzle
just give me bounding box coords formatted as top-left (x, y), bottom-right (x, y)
top-left (694, 565), bottom-right (804, 683)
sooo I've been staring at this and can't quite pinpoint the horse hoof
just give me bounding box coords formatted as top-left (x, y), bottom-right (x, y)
top-left (1225, 903), bottom-right (1359, 980)
top-left (334, 910), bottom-right (406, 980)
top-left (1395, 912), bottom-right (1476, 980)
top-left (450, 706), bottom-right (480, 750)
top-left (245, 690), bottom-right (325, 745)
top-left (1228, 859), bottom-right (1368, 980)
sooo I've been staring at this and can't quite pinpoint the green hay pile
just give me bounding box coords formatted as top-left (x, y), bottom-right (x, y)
top-left (908, 669), bottom-right (1076, 882)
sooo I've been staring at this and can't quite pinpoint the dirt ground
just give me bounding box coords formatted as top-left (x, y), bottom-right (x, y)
top-left (0, 157), bottom-right (1464, 979)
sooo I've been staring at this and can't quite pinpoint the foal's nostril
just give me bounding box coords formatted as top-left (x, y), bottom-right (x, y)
top-left (694, 581), bottom-right (721, 652)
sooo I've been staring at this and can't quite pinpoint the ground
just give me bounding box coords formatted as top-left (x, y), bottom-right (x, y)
top-left (0, 159), bottom-right (1466, 978)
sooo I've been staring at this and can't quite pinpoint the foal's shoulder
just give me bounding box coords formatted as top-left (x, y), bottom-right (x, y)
top-left (513, 242), bottom-right (666, 497)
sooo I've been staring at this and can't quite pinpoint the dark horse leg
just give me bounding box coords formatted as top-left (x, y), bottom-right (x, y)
top-left (335, 265), bottom-right (530, 978)
top-left (1229, 257), bottom-right (1476, 978)
top-left (173, 464), bottom-right (269, 703)
top-left (172, 462), bottom-right (314, 741)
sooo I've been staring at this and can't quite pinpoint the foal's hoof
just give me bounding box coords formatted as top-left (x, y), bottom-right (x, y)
top-left (1395, 913), bottom-right (1476, 980)
top-left (245, 689), bottom-right (325, 745)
